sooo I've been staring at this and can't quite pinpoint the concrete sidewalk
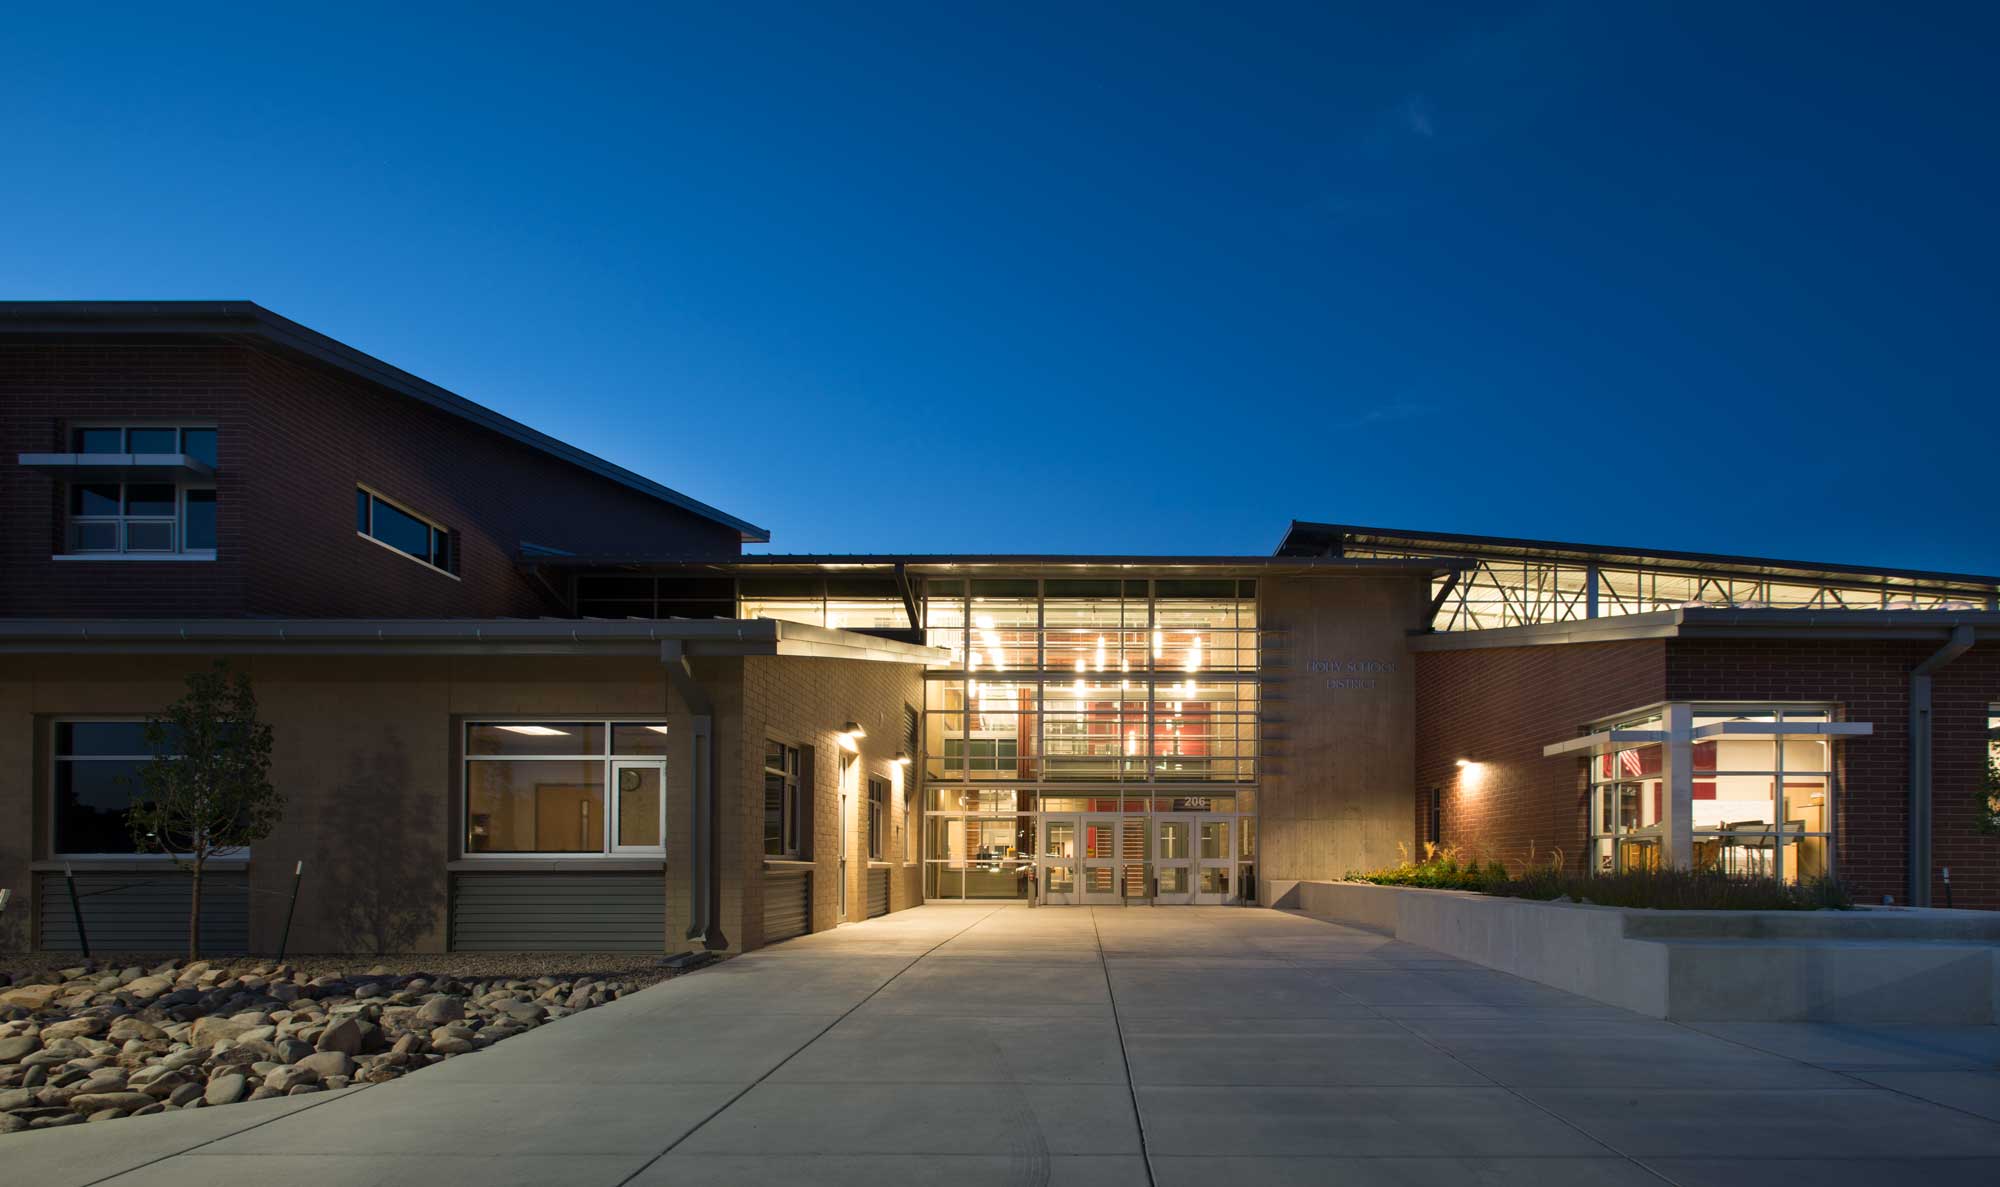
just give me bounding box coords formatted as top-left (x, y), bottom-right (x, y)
top-left (10, 904), bottom-right (2000, 1185)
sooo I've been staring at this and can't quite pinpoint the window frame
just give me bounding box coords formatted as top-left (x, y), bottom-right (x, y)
top-left (60, 424), bottom-right (219, 560)
top-left (459, 718), bottom-right (667, 859)
top-left (867, 776), bottom-right (888, 861)
top-left (48, 716), bottom-right (209, 861)
top-left (764, 740), bottom-right (804, 859)
top-left (356, 485), bottom-right (459, 579)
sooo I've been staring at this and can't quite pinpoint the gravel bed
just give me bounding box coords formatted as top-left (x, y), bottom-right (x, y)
top-left (0, 952), bottom-right (703, 1134)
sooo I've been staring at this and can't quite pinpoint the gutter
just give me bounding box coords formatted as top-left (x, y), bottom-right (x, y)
top-left (1908, 624), bottom-right (1975, 907)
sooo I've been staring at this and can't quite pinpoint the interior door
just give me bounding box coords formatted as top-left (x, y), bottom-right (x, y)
top-left (1041, 815), bottom-right (1080, 905)
top-left (1194, 816), bottom-right (1233, 904)
top-left (1154, 817), bottom-right (1194, 904)
top-left (1081, 816), bottom-right (1123, 904)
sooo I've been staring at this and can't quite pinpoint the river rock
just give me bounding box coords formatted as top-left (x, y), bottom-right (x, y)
top-left (66, 1091), bottom-right (157, 1115)
top-left (0, 984), bottom-right (61, 1011)
top-left (204, 1072), bottom-right (248, 1106)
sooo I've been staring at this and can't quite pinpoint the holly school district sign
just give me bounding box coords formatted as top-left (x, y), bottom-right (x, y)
top-left (1307, 657), bottom-right (1398, 691)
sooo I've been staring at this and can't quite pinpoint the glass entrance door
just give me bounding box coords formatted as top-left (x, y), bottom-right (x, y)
top-left (1041, 815), bottom-right (1080, 904)
top-left (1154, 818), bottom-right (1193, 904)
top-left (1081, 817), bottom-right (1123, 904)
top-left (1195, 816), bottom-right (1234, 904)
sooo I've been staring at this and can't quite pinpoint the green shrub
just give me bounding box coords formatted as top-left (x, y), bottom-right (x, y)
top-left (1346, 847), bottom-right (1853, 911)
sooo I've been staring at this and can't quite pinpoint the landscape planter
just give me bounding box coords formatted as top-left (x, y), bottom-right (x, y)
top-left (1269, 879), bottom-right (2000, 1023)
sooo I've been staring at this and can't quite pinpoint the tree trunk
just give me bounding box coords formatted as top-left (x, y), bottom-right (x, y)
top-left (188, 858), bottom-right (204, 963)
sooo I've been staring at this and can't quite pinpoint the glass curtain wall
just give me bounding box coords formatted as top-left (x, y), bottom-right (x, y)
top-left (1587, 704), bottom-right (1836, 882)
top-left (921, 577), bottom-right (1260, 900)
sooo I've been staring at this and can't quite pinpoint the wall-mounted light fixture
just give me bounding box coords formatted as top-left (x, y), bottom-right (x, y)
top-left (837, 720), bottom-right (866, 752)
top-left (892, 751), bottom-right (911, 766)
top-left (1455, 758), bottom-right (1473, 767)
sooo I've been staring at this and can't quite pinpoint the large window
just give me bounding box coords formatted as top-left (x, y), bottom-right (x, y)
top-left (764, 741), bottom-right (803, 857)
top-left (867, 777), bottom-right (887, 860)
top-left (52, 721), bottom-right (169, 855)
top-left (65, 426), bottom-right (218, 556)
top-left (463, 721), bottom-right (665, 855)
top-left (1585, 704), bottom-right (1836, 882)
top-left (357, 487), bottom-right (457, 575)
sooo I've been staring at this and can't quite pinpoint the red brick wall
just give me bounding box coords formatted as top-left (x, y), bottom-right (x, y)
top-left (1, 343), bottom-right (253, 616)
top-left (1667, 638), bottom-right (2000, 910)
top-left (1415, 640), bottom-right (1666, 873)
top-left (2, 341), bottom-right (745, 617)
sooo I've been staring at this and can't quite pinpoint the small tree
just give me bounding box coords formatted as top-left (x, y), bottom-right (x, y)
top-left (127, 661), bottom-right (282, 961)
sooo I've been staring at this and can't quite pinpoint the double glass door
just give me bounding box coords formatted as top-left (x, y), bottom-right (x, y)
top-left (1039, 812), bottom-right (1236, 904)
top-left (1155, 816), bottom-right (1235, 903)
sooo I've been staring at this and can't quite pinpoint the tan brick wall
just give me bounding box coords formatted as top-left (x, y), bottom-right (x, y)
top-left (735, 654), bottom-right (924, 949)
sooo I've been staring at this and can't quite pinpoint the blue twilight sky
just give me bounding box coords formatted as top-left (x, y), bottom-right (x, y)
top-left (5, 3), bottom-right (1998, 568)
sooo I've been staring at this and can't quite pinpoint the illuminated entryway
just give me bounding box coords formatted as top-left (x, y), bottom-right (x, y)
top-left (919, 575), bottom-right (1262, 904)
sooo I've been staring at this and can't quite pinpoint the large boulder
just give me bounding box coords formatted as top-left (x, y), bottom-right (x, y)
top-left (292, 1051), bottom-right (353, 1079)
top-left (315, 1017), bottom-right (363, 1056)
top-left (204, 1072), bottom-right (248, 1106)
top-left (415, 995), bottom-right (464, 1024)
top-left (0, 984), bottom-right (62, 1011)
top-left (190, 1015), bottom-right (259, 1047)
top-left (107, 1017), bottom-right (166, 1043)
top-left (66, 1091), bottom-right (157, 1115)
top-left (0, 1035), bottom-right (41, 1063)
top-left (122, 975), bottom-right (175, 1000)
top-left (40, 1015), bottom-right (109, 1041)
top-left (262, 1066), bottom-right (317, 1093)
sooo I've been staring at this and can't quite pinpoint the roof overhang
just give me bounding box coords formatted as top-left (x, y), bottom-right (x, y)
top-left (0, 618), bottom-right (946, 664)
top-left (1277, 519), bottom-right (2000, 596)
top-left (1409, 608), bottom-right (2000, 652)
top-left (18, 452), bottom-right (216, 483)
top-left (0, 301), bottom-right (768, 543)
top-left (520, 553), bottom-right (1471, 579)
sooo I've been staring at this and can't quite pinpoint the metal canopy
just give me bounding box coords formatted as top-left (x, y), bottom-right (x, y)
top-left (1544, 718), bottom-right (1875, 758)
top-left (18, 451), bottom-right (216, 483)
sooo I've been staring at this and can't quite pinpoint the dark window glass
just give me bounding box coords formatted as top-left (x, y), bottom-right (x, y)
top-left (370, 497), bottom-right (434, 560)
top-left (58, 721), bottom-right (153, 756)
top-left (72, 522), bottom-right (118, 551)
top-left (127, 428), bottom-right (178, 453)
top-left (124, 484), bottom-right (176, 516)
top-left (181, 429), bottom-right (218, 467)
top-left (55, 760), bottom-right (145, 853)
top-left (970, 579), bottom-right (1037, 598)
top-left (184, 490), bottom-right (217, 550)
top-left (125, 521), bottom-right (175, 551)
top-left (74, 428), bottom-right (124, 453)
top-left (71, 483), bottom-right (120, 516)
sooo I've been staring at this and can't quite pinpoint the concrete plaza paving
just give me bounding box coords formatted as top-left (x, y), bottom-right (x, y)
top-left (10, 903), bottom-right (2000, 1185)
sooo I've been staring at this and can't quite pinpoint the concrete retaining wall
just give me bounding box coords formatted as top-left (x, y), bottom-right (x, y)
top-left (1271, 879), bottom-right (2000, 1023)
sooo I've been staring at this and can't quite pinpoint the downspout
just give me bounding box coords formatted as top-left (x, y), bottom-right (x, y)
top-left (1908, 624), bottom-right (1974, 907)
top-left (662, 641), bottom-right (726, 950)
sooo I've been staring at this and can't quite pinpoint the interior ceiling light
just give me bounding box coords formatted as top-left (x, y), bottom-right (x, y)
top-left (498, 725), bottom-right (568, 736)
